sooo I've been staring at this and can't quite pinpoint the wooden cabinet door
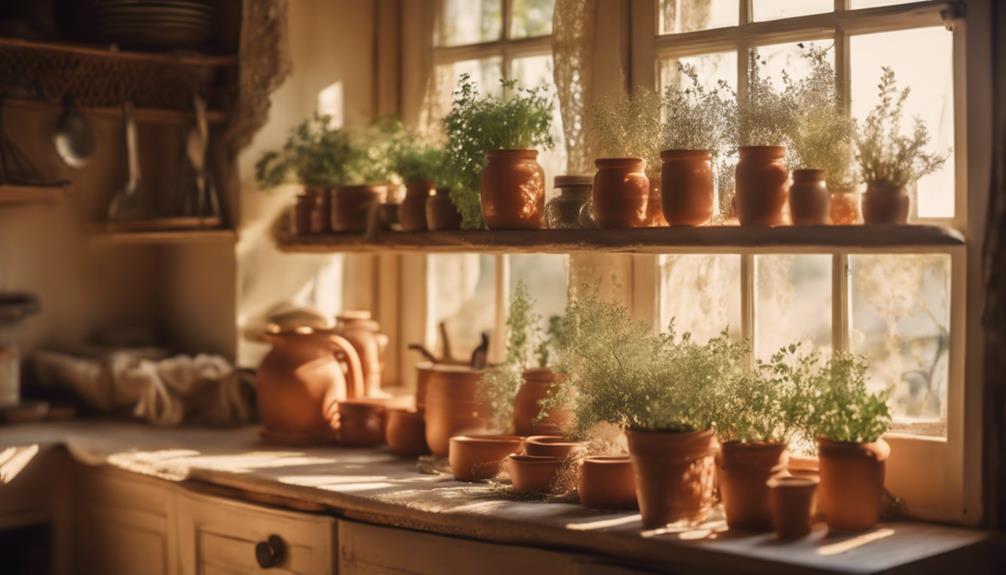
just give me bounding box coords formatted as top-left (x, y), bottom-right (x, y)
top-left (176, 490), bottom-right (336, 575)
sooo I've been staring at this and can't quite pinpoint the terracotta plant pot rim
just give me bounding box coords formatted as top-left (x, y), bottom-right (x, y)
top-left (583, 455), bottom-right (631, 464)
top-left (525, 435), bottom-right (583, 448)
top-left (816, 437), bottom-right (891, 460)
top-left (738, 145), bottom-right (786, 154)
top-left (792, 168), bottom-right (826, 179)
top-left (338, 184), bottom-right (388, 192)
top-left (768, 475), bottom-right (819, 489)
top-left (627, 427), bottom-right (713, 436)
top-left (864, 183), bottom-right (907, 195)
top-left (595, 157), bottom-right (645, 168)
top-left (451, 434), bottom-right (523, 445)
top-left (485, 149), bottom-right (538, 159)
top-left (660, 149), bottom-right (712, 159)
top-left (554, 174), bottom-right (593, 187)
top-left (509, 453), bottom-right (564, 465)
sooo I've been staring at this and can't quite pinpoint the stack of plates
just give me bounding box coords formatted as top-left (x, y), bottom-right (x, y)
top-left (96, 0), bottom-right (212, 51)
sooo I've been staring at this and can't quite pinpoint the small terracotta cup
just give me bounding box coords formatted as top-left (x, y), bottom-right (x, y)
top-left (524, 436), bottom-right (585, 459)
top-left (335, 399), bottom-right (387, 447)
top-left (385, 408), bottom-right (429, 457)
top-left (332, 185), bottom-right (387, 232)
top-left (768, 476), bottom-right (819, 540)
top-left (577, 455), bottom-right (637, 510)
top-left (861, 184), bottom-right (909, 224)
top-left (426, 187), bottom-right (463, 230)
top-left (789, 169), bottom-right (830, 225)
top-left (509, 454), bottom-right (566, 494)
top-left (513, 368), bottom-right (569, 436)
top-left (449, 434), bottom-right (524, 482)
top-left (399, 181), bottom-right (434, 231)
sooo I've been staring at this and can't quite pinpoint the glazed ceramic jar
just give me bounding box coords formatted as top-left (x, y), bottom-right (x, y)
top-left (512, 368), bottom-right (570, 436)
top-left (735, 146), bottom-right (789, 226)
top-left (426, 187), bottom-right (463, 231)
top-left (578, 455), bottom-right (637, 511)
top-left (660, 150), bottom-right (714, 226)
top-left (768, 476), bottom-right (819, 540)
top-left (399, 181), bottom-right (434, 231)
top-left (449, 434), bottom-right (524, 481)
top-left (717, 441), bottom-right (789, 530)
top-left (789, 169), bottom-right (830, 225)
top-left (817, 438), bottom-right (890, 531)
top-left (592, 158), bottom-right (650, 228)
top-left (332, 185), bottom-right (387, 232)
top-left (480, 149), bottom-right (546, 229)
top-left (626, 428), bottom-right (718, 528)
top-left (424, 365), bottom-right (491, 456)
top-left (861, 183), bottom-right (910, 224)
top-left (335, 311), bottom-right (388, 397)
top-left (545, 175), bottom-right (592, 229)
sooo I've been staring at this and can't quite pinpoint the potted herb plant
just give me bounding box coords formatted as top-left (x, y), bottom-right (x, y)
top-left (735, 51), bottom-right (796, 226)
top-left (442, 74), bottom-right (555, 230)
top-left (331, 120), bottom-right (402, 232)
top-left (390, 136), bottom-right (443, 231)
top-left (716, 343), bottom-right (817, 531)
top-left (660, 63), bottom-right (735, 226)
top-left (783, 46), bottom-right (857, 225)
top-left (807, 352), bottom-right (891, 531)
top-left (856, 67), bottom-right (947, 224)
top-left (586, 88), bottom-right (663, 228)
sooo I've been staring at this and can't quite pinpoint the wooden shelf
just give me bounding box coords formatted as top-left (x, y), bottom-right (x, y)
top-left (276, 225), bottom-right (965, 255)
top-left (0, 37), bottom-right (237, 68)
top-left (5, 98), bottom-right (227, 125)
top-left (92, 229), bottom-right (236, 245)
top-left (0, 184), bottom-right (68, 205)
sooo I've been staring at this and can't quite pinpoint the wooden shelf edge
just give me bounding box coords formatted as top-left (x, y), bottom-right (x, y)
top-left (0, 184), bottom-right (68, 205)
top-left (0, 36), bottom-right (237, 67)
top-left (5, 98), bottom-right (227, 125)
top-left (276, 225), bottom-right (966, 255)
top-left (91, 229), bottom-right (237, 245)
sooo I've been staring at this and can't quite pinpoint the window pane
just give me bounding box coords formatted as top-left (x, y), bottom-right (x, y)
top-left (510, 0), bottom-right (554, 38)
top-left (437, 0), bottom-right (501, 46)
top-left (659, 255), bottom-right (741, 342)
top-left (511, 54), bottom-right (565, 198)
top-left (753, 40), bottom-right (834, 92)
top-left (755, 255), bottom-right (832, 359)
top-left (850, 254), bottom-right (950, 433)
top-left (509, 254), bottom-right (569, 321)
top-left (428, 254), bottom-right (497, 361)
top-left (659, 0), bottom-right (737, 34)
top-left (433, 57), bottom-right (503, 119)
top-left (851, 0), bottom-right (918, 8)
top-left (752, 0), bottom-right (831, 21)
top-left (659, 50), bottom-right (738, 94)
top-left (851, 28), bottom-right (954, 218)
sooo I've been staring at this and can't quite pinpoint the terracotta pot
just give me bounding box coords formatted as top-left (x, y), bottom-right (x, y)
top-left (415, 361), bottom-right (436, 412)
top-left (735, 146), bottom-right (789, 226)
top-left (255, 330), bottom-right (364, 437)
top-left (626, 428), bottom-right (718, 528)
top-left (545, 175), bottom-right (592, 229)
top-left (644, 174), bottom-right (667, 227)
top-left (386, 408), bottom-right (429, 456)
top-left (787, 454), bottom-right (820, 480)
top-left (293, 194), bottom-right (319, 235)
top-left (306, 187), bottom-right (332, 233)
top-left (399, 181), bottom-right (434, 231)
top-left (512, 368), bottom-right (570, 436)
top-left (789, 169), bottom-right (830, 225)
top-left (768, 476), bottom-right (819, 540)
top-left (426, 187), bottom-right (463, 231)
top-left (332, 185), bottom-right (386, 232)
top-left (830, 191), bottom-right (859, 225)
top-left (578, 455), bottom-right (637, 511)
top-left (335, 399), bottom-right (387, 447)
top-left (525, 436), bottom-right (585, 458)
top-left (861, 184), bottom-right (909, 224)
top-left (509, 454), bottom-right (566, 494)
top-left (591, 158), bottom-right (650, 228)
top-left (660, 150), bottom-right (713, 226)
top-left (480, 149), bottom-right (546, 229)
top-left (424, 366), bottom-right (491, 456)
top-left (449, 434), bottom-right (523, 481)
top-left (335, 311), bottom-right (389, 397)
top-left (717, 441), bottom-right (789, 531)
top-left (817, 438), bottom-right (890, 531)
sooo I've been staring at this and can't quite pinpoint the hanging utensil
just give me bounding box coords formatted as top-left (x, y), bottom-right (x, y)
top-left (184, 94), bottom-right (220, 221)
top-left (52, 94), bottom-right (94, 169)
top-left (106, 101), bottom-right (141, 221)
top-left (0, 95), bottom-right (66, 186)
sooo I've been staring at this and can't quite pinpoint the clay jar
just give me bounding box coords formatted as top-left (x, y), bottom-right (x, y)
top-left (512, 368), bottom-right (569, 436)
top-left (332, 185), bottom-right (387, 232)
top-left (509, 454), bottom-right (566, 494)
top-left (592, 158), bottom-right (650, 228)
top-left (768, 476), bottom-right (819, 540)
top-left (660, 150), bottom-right (713, 226)
top-left (415, 361), bottom-right (437, 412)
top-left (449, 434), bottom-right (523, 481)
top-left (735, 146), bottom-right (789, 226)
top-left (789, 169), bottom-right (830, 225)
top-left (545, 175), bottom-right (592, 229)
top-left (578, 455), bottom-right (637, 510)
top-left (626, 429), bottom-right (718, 528)
top-left (480, 149), bottom-right (546, 229)
top-left (256, 329), bottom-right (363, 438)
top-left (861, 183), bottom-right (910, 224)
top-left (525, 436), bottom-right (585, 459)
top-left (335, 399), bottom-right (387, 447)
top-left (717, 441), bottom-right (789, 530)
top-left (424, 365), bottom-right (491, 456)
top-left (829, 186), bottom-right (859, 225)
top-left (426, 187), bottom-right (463, 231)
top-left (817, 438), bottom-right (890, 531)
top-left (399, 181), bottom-right (434, 231)
top-left (335, 311), bottom-right (388, 397)
top-left (385, 408), bottom-right (429, 456)
top-left (306, 187), bottom-right (332, 232)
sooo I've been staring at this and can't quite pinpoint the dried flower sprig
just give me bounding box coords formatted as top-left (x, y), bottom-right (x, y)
top-left (587, 87), bottom-right (663, 174)
top-left (661, 63), bottom-right (736, 156)
top-left (738, 50), bottom-right (797, 147)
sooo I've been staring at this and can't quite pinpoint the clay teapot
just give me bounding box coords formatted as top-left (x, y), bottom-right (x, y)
top-left (256, 326), bottom-right (364, 439)
top-left (335, 311), bottom-right (389, 397)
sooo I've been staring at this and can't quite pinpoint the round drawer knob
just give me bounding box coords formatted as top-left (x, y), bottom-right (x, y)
top-left (255, 534), bottom-right (287, 569)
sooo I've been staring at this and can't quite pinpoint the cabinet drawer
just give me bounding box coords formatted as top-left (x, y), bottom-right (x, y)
top-left (177, 490), bottom-right (336, 575)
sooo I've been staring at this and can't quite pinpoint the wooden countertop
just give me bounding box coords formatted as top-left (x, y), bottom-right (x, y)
top-left (0, 421), bottom-right (998, 574)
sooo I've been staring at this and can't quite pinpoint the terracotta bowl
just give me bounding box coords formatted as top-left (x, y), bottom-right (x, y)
top-left (335, 399), bottom-right (387, 447)
top-left (577, 455), bottom-right (637, 510)
top-left (449, 434), bottom-right (524, 482)
top-left (524, 436), bottom-right (585, 459)
top-left (385, 408), bottom-right (429, 457)
top-left (509, 454), bottom-right (566, 494)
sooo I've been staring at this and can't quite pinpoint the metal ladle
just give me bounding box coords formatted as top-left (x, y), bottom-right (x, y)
top-left (52, 94), bottom-right (94, 169)
top-left (106, 102), bottom-right (141, 221)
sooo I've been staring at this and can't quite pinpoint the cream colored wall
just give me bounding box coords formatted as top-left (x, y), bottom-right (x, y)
top-left (235, 0), bottom-right (378, 367)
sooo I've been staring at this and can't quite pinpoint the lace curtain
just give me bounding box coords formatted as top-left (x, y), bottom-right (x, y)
top-left (552, 0), bottom-right (598, 175)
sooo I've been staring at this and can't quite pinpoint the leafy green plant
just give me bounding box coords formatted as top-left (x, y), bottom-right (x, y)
top-left (344, 119), bottom-right (405, 185)
top-left (855, 67), bottom-right (948, 189)
top-left (782, 45), bottom-right (856, 190)
top-left (738, 50), bottom-right (796, 147)
top-left (255, 113), bottom-right (352, 189)
top-left (661, 63), bottom-right (736, 156)
top-left (806, 352), bottom-right (891, 443)
top-left (442, 74), bottom-right (555, 228)
top-left (587, 87), bottom-right (663, 175)
top-left (391, 137), bottom-right (444, 184)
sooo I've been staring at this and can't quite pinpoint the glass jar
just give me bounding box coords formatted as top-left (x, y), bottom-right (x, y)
top-left (545, 175), bottom-right (592, 229)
